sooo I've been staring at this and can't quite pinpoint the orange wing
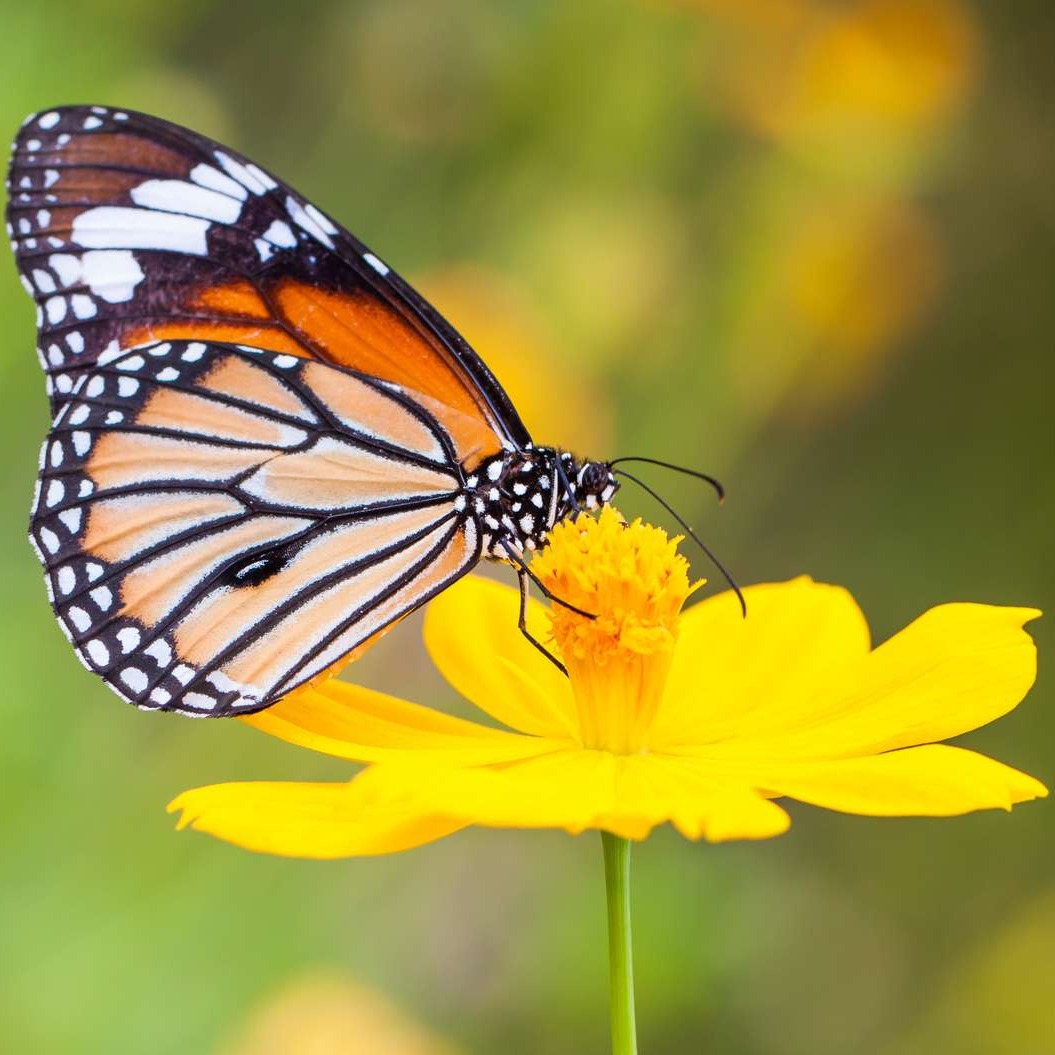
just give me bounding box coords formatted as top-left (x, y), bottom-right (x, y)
top-left (30, 340), bottom-right (480, 715)
top-left (8, 106), bottom-right (528, 468)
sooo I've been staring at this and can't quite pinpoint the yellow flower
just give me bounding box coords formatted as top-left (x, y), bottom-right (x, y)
top-left (169, 508), bottom-right (1045, 856)
top-left (705, 0), bottom-right (978, 156)
top-left (731, 193), bottom-right (944, 420)
top-left (219, 971), bottom-right (459, 1055)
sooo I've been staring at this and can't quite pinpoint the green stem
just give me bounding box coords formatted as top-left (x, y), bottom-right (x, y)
top-left (602, 831), bottom-right (638, 1055)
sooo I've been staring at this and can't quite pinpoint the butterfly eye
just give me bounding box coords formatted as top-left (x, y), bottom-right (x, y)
top-left (579, 462), bottom-right (609, 494)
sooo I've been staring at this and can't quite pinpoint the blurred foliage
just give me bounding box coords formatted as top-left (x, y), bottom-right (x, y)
top-left (0, 0), bottom-right (1052, 1052)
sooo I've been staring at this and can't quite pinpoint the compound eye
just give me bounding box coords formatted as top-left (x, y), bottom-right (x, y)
top-left (580, 462), bottom-right (607, 492)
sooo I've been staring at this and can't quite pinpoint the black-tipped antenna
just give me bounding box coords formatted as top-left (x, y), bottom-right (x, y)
top-left (610, 456), bottom-right (725, 505)
top-left (615, 468), bottom-right (747, 618)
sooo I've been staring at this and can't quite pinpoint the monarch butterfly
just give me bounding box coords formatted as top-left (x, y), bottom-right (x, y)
top-left (8, 106), bottom-right (731, 718)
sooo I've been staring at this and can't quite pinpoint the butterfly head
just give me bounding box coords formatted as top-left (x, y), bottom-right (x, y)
top-left (573, 458), bottom-right (618, 511)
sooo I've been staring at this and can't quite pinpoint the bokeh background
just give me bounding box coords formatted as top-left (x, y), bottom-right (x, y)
top-left (1, 1), bottom-right (1052, 1052)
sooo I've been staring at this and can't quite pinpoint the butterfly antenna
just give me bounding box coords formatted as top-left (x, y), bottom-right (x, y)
top-left (614, 468), bottom-right (747, 617)
top-left (610, 456), bottom-right (725, 505)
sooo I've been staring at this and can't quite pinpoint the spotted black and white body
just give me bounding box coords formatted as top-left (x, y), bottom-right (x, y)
top-left (8, 105), bottom-right (626, 715)
top-left (465, 448), bottom-right (618, 560)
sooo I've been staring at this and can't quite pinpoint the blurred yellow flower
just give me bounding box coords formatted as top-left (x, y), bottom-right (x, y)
top-left (732, 193), bottom-right (943, 418)
top-left (415, 267), bottom-right (612, 455)
top-left (170, 509), bottom-right (1045, 856)
top-left (219, 972), bottom-right (458, 1055)
top-left (704, 0), bottom-right (979, 169)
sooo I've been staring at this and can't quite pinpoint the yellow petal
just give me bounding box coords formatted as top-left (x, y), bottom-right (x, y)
top-left (424, 574), bottom-right (578, 739)
top-left (242, 680), bottom-right (564, 766)
top-left (651, 577), bottom-right (871, 747)
top-left (755, 745), bottom-right (1048, 817)
top-left (168, 781), bottom-right (464, 858)
top-left (356, 750), bottom-right (790, 843)
top-left (707, 603), bottom-right (1041, 758)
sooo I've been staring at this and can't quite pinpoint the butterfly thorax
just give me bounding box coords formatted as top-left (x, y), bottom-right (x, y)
top-left (461, 447), bottom-right (618, 560)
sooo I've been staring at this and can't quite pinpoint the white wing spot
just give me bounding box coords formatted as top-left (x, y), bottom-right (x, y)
top-left (363, 252), bottom-right (391, 276)
top-left (90, 585), bottom-right (113, 611)
top-left (33, 269), bottom-right (56, 294)
top-left (57, 566), bottom-right (76, 595)
top-left (131, 179), bottom-right (243, 224)
top-left (86, 639), bottom-right (110, 666)
top-left (286, 196), bottom-right (334, 248)
top-left (71, 294), bottom-right (97, 319)
top-left (58, 507), bottom-right (83, 533)
top-left (73, 207), bottom-right (211, 255)
top-left (189, 163), bottom-right (248, 201)
top-left (38, 112), bottom-right (60, 129)
top-left (117, 627), bottom-right (142, 653)
top-left (67, 606), bottom-right (91, 633)
top-left (117, 377), bottom-right (140, 397)
top-left (263, 219), bottom-right (296, 247)
top-left (144, 638), bottom-right (173, 666)
top-left (214, 152), bottom-right (271, 195)
top-left (184, 691), bottom-right (220, 711)
top-left (39, 527), bottom-right (60, 554)
top-left (120, 667), bottom-right (149, 693)
top-left (172, 664), bottom-right (195, 685)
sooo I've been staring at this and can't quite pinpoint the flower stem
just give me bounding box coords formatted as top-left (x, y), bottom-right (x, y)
top-left (602, 831), bottom-right (638, 1055)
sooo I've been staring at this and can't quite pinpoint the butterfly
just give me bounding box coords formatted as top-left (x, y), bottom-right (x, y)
top-left (7, 105), bottom-right (625, 717)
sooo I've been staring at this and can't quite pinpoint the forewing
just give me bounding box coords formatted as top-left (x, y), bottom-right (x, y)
top-left (30, 340), bottom-right (478, 715)
top-left (7, 105), bottom-right (527, 466)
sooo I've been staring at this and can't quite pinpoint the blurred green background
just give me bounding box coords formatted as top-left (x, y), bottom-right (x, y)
top-left (1, 1), bottom-right (1052, 1052)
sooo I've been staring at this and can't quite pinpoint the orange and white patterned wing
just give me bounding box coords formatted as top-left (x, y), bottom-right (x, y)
top-left (30, 340), bottom-right (479, 715)
top-left (7, 105), bottom-right (529, 468)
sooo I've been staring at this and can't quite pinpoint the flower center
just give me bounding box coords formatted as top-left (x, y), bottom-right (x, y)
top-left (531, 507), bottom-right (698, 754)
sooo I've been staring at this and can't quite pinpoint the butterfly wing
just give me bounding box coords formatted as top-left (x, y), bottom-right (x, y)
top-left (31, 339), bottom-right (480, 715)
top-left (7, 105), bottom-right (528, 467)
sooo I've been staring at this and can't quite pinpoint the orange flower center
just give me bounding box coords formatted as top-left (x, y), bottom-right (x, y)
top-left (531, 507), bottom-right (699, 753)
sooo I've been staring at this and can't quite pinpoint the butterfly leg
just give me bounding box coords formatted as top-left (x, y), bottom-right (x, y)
top-left (498, 538), bottom-right (595, 619)
top-left (515, 566), bottom-right (568, 677)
